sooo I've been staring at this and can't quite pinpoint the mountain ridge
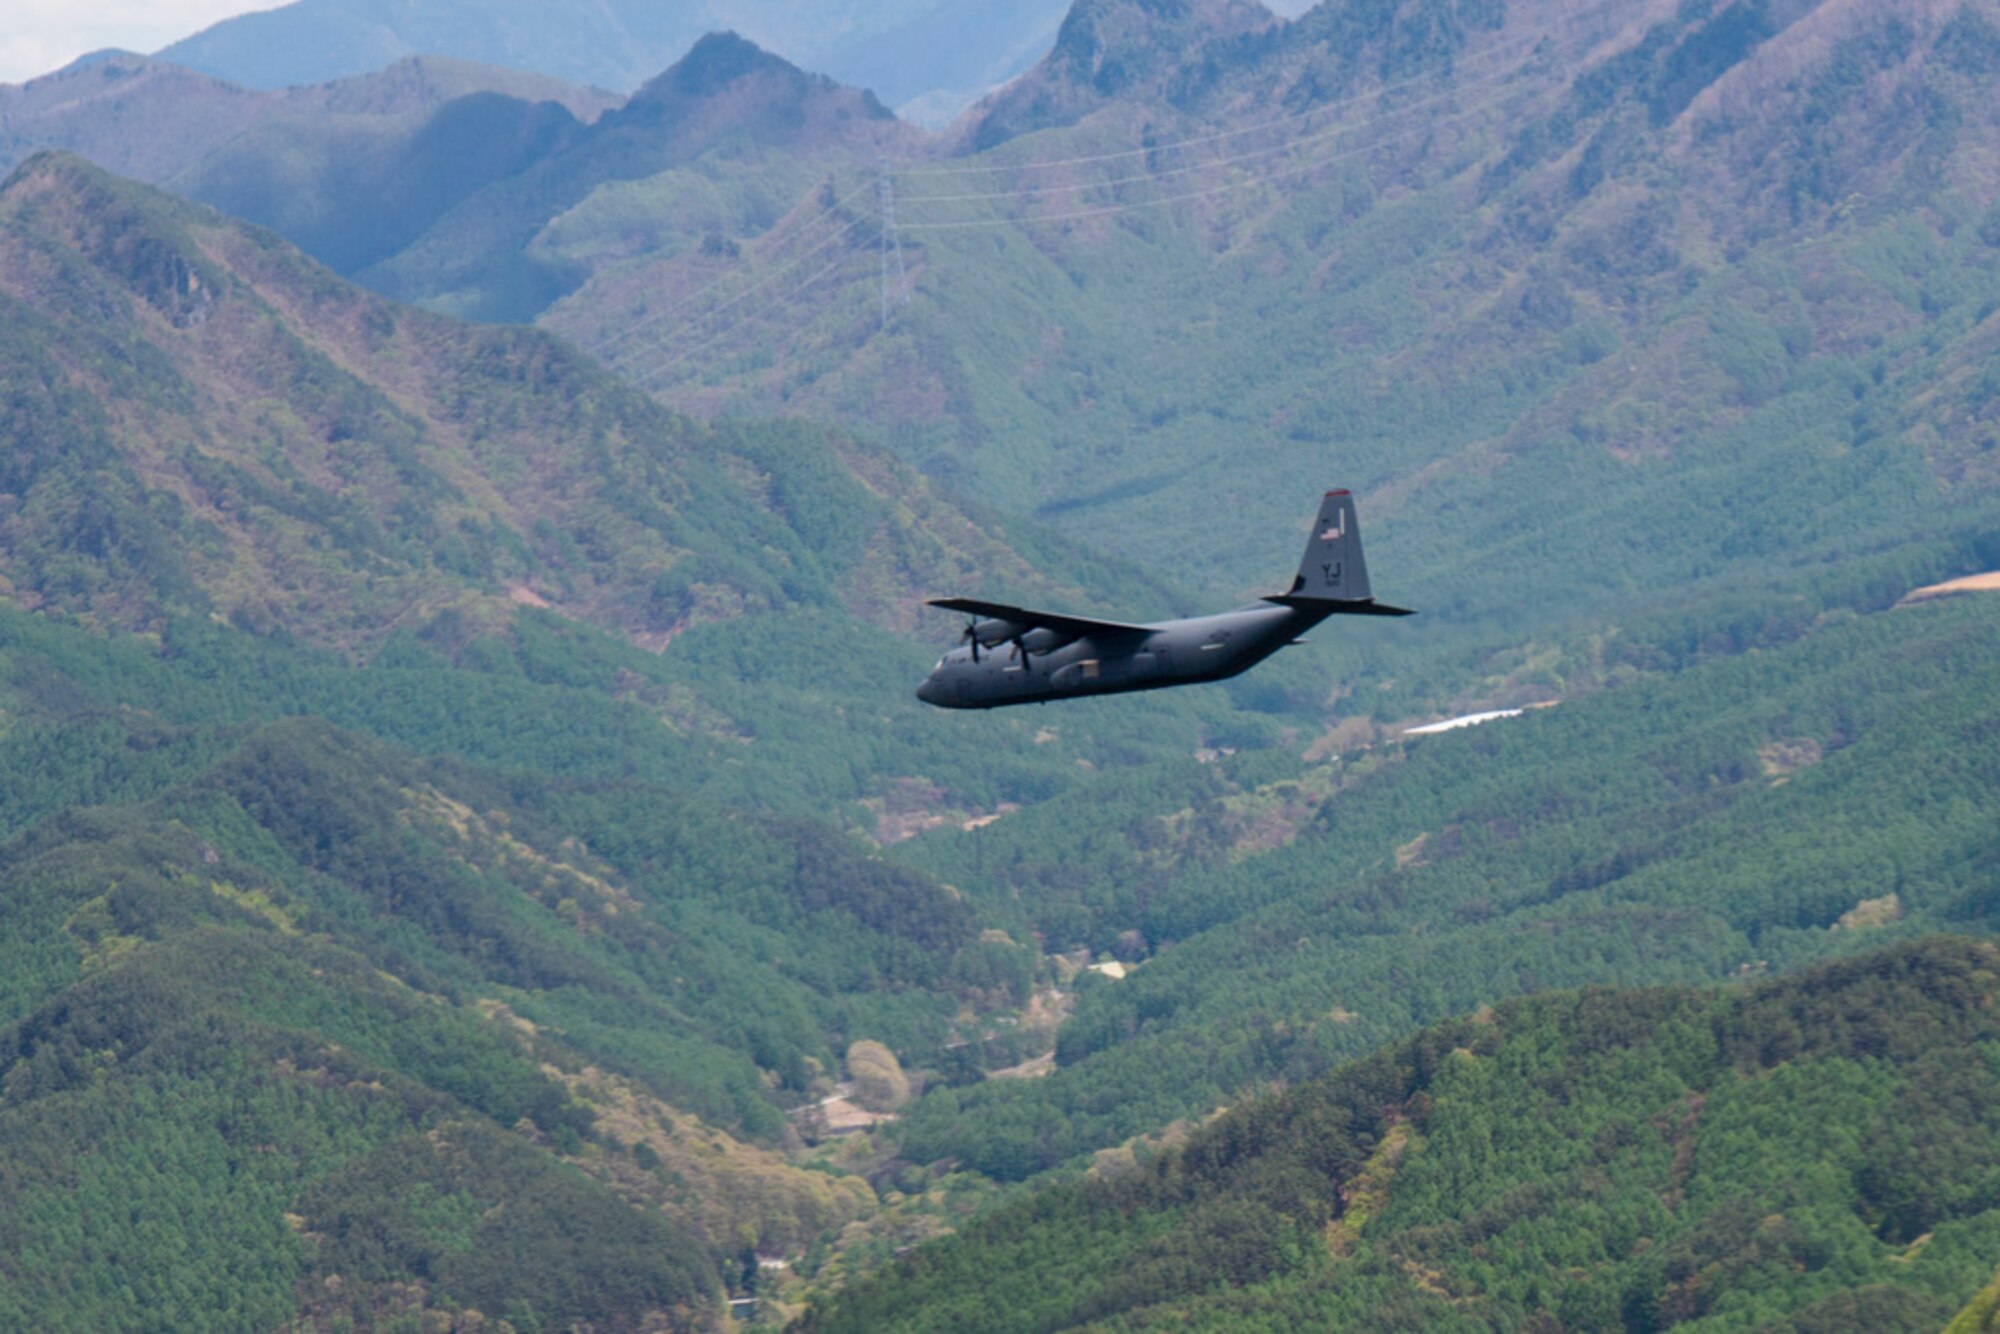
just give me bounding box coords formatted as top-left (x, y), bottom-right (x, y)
top-left (811, 936), bottom-right (2000, 1330)
top-left (151, 0), bottom-right (1077, 124)
top-left (565, 0), bottom-right (2000, 623)
top-left (0, 149), bottom-right (1138, 651)
top-left (0, 49), bottom-right (618, 184)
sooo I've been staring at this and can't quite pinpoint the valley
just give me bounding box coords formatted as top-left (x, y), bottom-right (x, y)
top-left (2, 0), bottom-right (2000, 1328)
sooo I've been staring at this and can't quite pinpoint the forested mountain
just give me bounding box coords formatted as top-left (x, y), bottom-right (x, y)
top-left (0, 151), bottom-right (1239, 1322)
top-left (351, 33), bottom-right (921, 323)
top-left (31, 0), bottom-right (1997, 618)
top-left (0, 633), bottom-right (976, 1327)
top-left (6, 0), bottom-right (2000, 1325)
top-left (552, 0), bottom-right (2000, 617)
top-left (0, 151), bottom-right (1049, 1325)
top-left (809, 937), bottom-right (2000, 1330)
top-left (0, 144), bottom-right (1273, 817)
top-left (3, 38), bottom-right (917, 324)
top-left (153, 0), bottom-right (1075, 125)
top-left (0, 148), bottom-right (1124, 646)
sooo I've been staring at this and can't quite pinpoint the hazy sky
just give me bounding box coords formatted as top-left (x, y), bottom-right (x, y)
top-left (1, 1), bottom-right (281, 84)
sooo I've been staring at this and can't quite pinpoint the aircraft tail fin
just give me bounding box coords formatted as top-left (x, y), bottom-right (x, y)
top-left (1269, 490), bottom-right (1413, 615)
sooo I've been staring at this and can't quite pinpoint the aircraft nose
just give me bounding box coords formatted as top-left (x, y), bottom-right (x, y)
top-left (916, 676), bottom-right (939, 705)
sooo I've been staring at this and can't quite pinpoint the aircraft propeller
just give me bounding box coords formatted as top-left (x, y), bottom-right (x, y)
top-left (959, 615), bottom-right (1036, 667)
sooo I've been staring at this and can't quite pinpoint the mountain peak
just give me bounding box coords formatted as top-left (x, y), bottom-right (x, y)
top-left (48, 48), bottom-right (149, 78)
top-left (629, 31), bottom-right (809, 107)
top-left (1048, 0), bottom-right (1275, 88)
top-left (1, 150), bottom-right (225, 329)
top-left (962, 0), bottom-right (1276, 149)
top-left (2, 148), bottom-right (161, 221)
top-left (618, 29), bottom-right (894, 127)
top-left (669, 31), bottom-right (795, 96)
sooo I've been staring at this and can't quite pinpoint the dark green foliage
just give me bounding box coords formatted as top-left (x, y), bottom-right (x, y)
top-left (810, 939), bottom-right (2000, 1330)
top-left (0, 665), bottom-right (999, 1124)
top-left (0, 928), bottom-right (717, 1329)
top-left (10, 16), bottom-right (2000, 1326)
top-left (892, 595), bottom-right (2000, 1178)
top-left (299, 1119), bottom-right (713, 1329)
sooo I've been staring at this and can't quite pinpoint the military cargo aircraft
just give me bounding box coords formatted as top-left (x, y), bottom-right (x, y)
top-left (917, 490), bottom-right (1410, 709)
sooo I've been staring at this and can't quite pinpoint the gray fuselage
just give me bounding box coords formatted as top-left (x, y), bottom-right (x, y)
top-left (915, 601), bottom-right (1333, 709)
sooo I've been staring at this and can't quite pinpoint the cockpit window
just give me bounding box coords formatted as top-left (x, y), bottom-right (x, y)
top-left (935, 658), bottom-right (947, 671)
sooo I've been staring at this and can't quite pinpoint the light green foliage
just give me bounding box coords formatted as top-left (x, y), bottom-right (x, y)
top-left (1948, 1262), bottom-right (2000, 1334)
top-left (848, 1039), bottom-right (912, 1112)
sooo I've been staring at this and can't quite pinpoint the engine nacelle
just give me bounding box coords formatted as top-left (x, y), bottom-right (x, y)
top-left (970, 617), bottom-right (1026, 647)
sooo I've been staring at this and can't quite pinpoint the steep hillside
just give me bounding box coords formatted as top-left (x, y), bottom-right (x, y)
top-left (811, 937), bottom-right (2000, 1330)
top-left (357, 33), bottom-right (921, 322)
top-left (0, 149), bottom-right (1131, 649)
top-left (0, 694), bottom-right (974, 1327)
top-left (171, 83), bottom-right (595, 280)
top-left (0, 148), bottom-right (1294, 838)
top-left (1, 40), bottom-right (911, 325)
top-left (0, 928), bottom-right (722, 1330)
top-left (0, 169), bottom-right (1230, 1308)
top-left (0, 706), bottom-right (984, 1137)
top-left (551, 0), bottom-right (2000, 631)
top-left (956, 0), bottom-right (1282, 152)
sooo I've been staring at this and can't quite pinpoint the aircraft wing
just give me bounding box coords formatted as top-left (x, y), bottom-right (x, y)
top-left (926, 597), bottom-right (1152, 641)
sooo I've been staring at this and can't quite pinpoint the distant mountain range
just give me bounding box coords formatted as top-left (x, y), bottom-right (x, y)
top-left (0, 49), bottom-right (617, 184)
top-left (553, 0), bottom-right (2000, 614)
top-left (152, 0), bottom-right (1078, 125)
top-left (3, 36), bottom-right (924, 324)
top-left (7, 0), bottom-right (2000, 1324)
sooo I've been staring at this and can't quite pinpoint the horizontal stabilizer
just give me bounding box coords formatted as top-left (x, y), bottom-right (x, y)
top-left (1263, 595), bottom-right (1415, 616)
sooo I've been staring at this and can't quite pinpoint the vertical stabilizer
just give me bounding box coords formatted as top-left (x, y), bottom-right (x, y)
top-left (1289, 490), bottom-right (1371, 602)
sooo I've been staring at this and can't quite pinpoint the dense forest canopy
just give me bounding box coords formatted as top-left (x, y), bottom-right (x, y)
top-left (2, 0), bottom-right (2000, 1326)
top-left (808, 938), bottom-right (2000, 1331)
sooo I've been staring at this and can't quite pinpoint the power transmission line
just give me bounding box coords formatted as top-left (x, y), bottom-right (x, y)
top-left (617, 211), bottom-right (874, 382)
top-left (623, 64), bottom-right (1527, 388)
top-left (890, 21), bottom-right (1554, 183)
top-left (596, 206), bottom-right (873, 377)
top-left (878, 156), bottom-right (909, 328)
top-left (607, 1), bottom-right (1616, 390)
top-left (898, 55), bottom-right (1541, 232)
top-left (629, 238), bottom-right (874, 391)
top-left (584, 181), bottom-right (869, 368)
top-left (897, 53), bottom-right (1540, 209)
